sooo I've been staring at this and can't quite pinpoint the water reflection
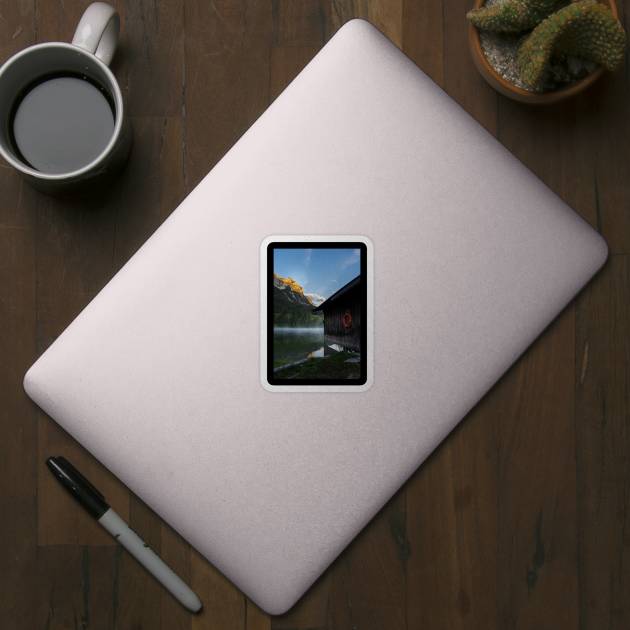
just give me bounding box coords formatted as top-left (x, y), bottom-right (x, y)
top-left (273, 328), bottom-right (358, 367)
top-left (273, 328), bottom-right (324, 366)
top-left (273, 328), bottom-right (362, 367)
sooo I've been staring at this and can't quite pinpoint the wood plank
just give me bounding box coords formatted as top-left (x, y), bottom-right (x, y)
top-left (0, 5), bottom-right (39, 629)
top-left (494, 63), bottom-right (629, 257)
top-left (0, 0), bottom-right (36, 55)
top-left (247, 599), bottom-right (272, 630)
top-left (270, 47), bottom-right (321, 103)
top-left (184, 0), bottom-right (272, 192)
top-left (407, 392), bottom-right (499, 629)
top-left (331, 0), bottom-right (403, 48)
top-left (36, 545), bottom-right (118, 630)
top-left (583, 72), bottom-right (630, 254)
top-left (443, 0), bottom-right (497, 131)
top-left (112, 116), bottom-right (185, 270)
top-left (0, 130), bottom-right (38, 630)
top-left (330, 485), bottom-right (407, 630)
top-left (190, 549), bottom-right (247, 630)
top-left (36, 0), bottom-right (123, 45)
top-left (244, 597), bottom-right (271, 630)
top-left (402, 0), bottom-right (444, 88)
top-left (126, 0), bottom-right (184, 117)
top-left (159, 117), bottom-right (187, 220)
top-left (496, 97), bottom-right (597, 222)
top-left (497, 305), bottom-right (578, 628)
top-left (271, 0), bottom-right (332, 46)
top-left (575, 256), bottom-right (630, 629)
top-left (271, 573), bottom-right (332, 629)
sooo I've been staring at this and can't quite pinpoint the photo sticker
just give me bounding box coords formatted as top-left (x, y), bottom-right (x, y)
top-left (261, 236), bottom-right (373, 392)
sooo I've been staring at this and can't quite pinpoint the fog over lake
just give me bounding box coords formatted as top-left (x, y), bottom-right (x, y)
top-left (273, 327), bottom-right (332, 366)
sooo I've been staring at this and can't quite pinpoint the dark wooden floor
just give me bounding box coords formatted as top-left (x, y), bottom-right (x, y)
top-left (1, 0), bottom-right (629, 628)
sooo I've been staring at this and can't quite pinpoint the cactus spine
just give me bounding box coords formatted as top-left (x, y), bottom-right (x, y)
top-left (516, 1), bottom-right (627, 85)
top-left (467, 0), bottom-right (568, 33)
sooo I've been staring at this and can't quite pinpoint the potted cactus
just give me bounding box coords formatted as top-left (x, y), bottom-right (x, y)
top-left (467, 0), bottom-right (627, 102)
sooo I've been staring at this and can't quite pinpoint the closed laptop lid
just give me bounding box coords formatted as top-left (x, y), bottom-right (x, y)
top-left (24, 19), bottom-right (607, 614)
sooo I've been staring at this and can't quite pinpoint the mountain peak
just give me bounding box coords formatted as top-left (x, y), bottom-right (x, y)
top-left (273, 274), bottom-right (315, 307)
top-left (281, 277), bottom-right (303, 295)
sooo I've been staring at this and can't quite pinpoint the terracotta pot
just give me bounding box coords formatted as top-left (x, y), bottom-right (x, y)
top-left (468, 0), bottom-right (619, 103)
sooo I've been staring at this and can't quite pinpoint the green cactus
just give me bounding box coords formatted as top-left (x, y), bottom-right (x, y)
top-left (467, 0), bottom-right (568, 33)
top-left (516, 1), bottom-right (627, 85)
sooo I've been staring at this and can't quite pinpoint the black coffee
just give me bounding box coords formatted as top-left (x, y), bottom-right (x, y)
top-left (10, 73), bottom-right (115, 174)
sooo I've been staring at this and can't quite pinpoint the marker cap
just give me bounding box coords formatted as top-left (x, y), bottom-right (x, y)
top-left (46, 456), bottom-right (110, 519)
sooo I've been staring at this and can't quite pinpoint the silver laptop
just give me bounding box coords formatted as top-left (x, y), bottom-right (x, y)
top-left (23, 19), bottom-right (607, 614)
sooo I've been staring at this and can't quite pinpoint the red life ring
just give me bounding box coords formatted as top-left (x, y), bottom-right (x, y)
top-left (343, 313), bottom-right (352, 328)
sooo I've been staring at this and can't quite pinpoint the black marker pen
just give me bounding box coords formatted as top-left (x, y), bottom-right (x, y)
top-left (46, 456), bottom-right (202, 612)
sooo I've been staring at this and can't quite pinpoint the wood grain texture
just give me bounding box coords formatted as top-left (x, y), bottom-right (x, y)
top-left (271, 0), bottom-right (332, 46)
top-left (184, 0), bottom-right (271, 191)
top-left (407, 393), bottom-right (498, 629)
top-left (0, 5), bottom-right (38, 629)
top-left (332, 0), bottom-right (403, 48)
top-left (331, 486), bottom-right (408, 630)
top-left (112, 116), bottom-right (185, 270)
top-left (495, 77), bottom-right (629, 256)
top-left (583, 72), bottom-right (630, 254)
top-left (126, 0), bottom-right (184, 117)
top-left (403, 0), bottom-right (444, 87)
top-left (271, 573), bottom-right (332, 629)
top-left (190, 548), bottom-right (265, 630)
top-left (497, 304), bottom-right (579, 629)
top-left (1, 0), bottom-right (629, 627)
top-left (0, 143), bottom-right (38, 630)
top-left (36, 545), bottom-right (119, 630)
top-left (576, 256), bottom-right (630, 629)
top-left (0, 0), bottom-right (36, 54)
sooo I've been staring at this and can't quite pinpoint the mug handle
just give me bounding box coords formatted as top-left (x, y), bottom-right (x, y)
top-left (71, 2), bottom-right (120, 67)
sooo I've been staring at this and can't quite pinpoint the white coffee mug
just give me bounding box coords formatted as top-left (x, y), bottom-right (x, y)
top-left (0, 2), bottom-right (132, 197)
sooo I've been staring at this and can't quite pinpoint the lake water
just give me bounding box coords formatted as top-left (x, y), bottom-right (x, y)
top-left (273, 328), bottom-right (345, 366)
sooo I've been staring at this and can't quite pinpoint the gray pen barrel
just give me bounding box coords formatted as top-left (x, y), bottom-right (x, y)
top-left (98, 508), bottom-right (202, 612)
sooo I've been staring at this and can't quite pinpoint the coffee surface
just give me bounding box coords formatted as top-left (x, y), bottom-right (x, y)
top-left (12, 74), bottom-right (115, 174)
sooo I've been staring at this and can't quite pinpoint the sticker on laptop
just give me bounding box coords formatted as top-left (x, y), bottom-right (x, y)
top-left (261, 236), bottom-right (374, 392)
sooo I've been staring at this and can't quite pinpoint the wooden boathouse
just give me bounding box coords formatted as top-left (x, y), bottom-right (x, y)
top-left (312, 275), bottom-right (362, 353)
